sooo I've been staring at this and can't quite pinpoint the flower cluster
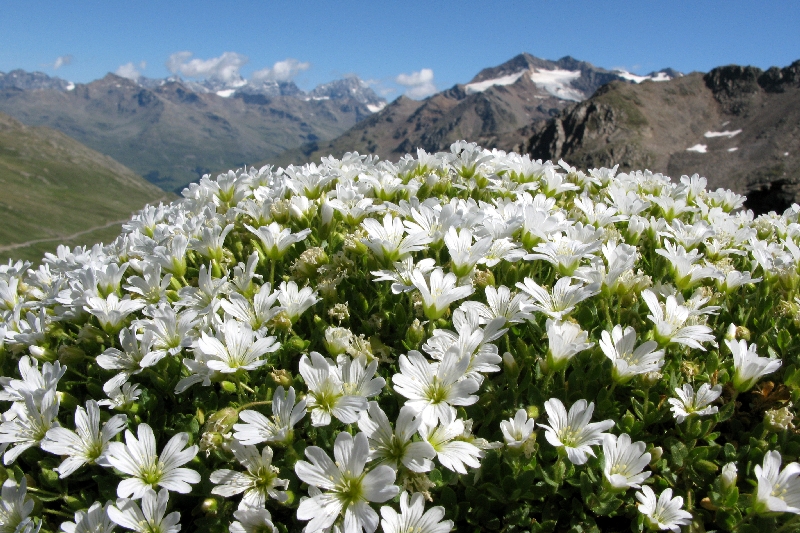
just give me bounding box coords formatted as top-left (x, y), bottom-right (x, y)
top-left (1, 141), bottom-right (799, 532)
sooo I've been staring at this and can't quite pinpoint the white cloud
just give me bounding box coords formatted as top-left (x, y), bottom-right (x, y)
top-left (395, 68), bottom-right (436, 99)
top-left (166, 51), bottom-right (248, 82)
top-left (116, 61), bottom-right (146, 80)
top-left (251, 58), bottom-right (310, 83)
top-left (53, 55), bottom-right (73, 70)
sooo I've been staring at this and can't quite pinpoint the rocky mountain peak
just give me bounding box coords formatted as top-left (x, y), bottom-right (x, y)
top-left (0, 69), bottom-right (74, 91)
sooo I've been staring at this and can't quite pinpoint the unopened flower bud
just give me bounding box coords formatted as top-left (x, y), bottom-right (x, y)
top-left (736, 326), bottom-right (751, 341)
top-left (292, 247), bottom-right (329, 279)
top-left (474, 269), bottom-right (495, 288)
top-left (404, 319), bottom-right (425, 349)
top-left (204, 407), bottom-right (239, 434)
top-left (324, 327), bottom-right (354, 356)
top-left (642, 371), bottom-right (662, 387)
top-left (57, 391), bottom-right (79, 411)
top-left (271, 369), bottom-right (293, 388)
top-left (764, 405), bottom-right (795, 432)
top-left (526, 405), bottom-right (539, 419)
top-left (201, 498), bottom-right (218, 514)
top-left (725, 323), bottom-right (737, 342)
top-left (721, 462), bottom-right (738, 490)
top-left (269, 310), bottom-right (293, 332)
top-left (649, 446), bottom-right (663, 465)
top-left (220, 381), bottom-right (237, 393)
top-left (29, 345), bottom-right (56, 362)
top-left (58, 345), bottom-right (86, 365)
top-left (503, 352), bottom-right (518, 374)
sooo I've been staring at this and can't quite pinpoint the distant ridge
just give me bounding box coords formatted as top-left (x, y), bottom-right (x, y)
top-left (0, 111), bottom-right (172, 262)
top-left (0, 70), bottom-right (387, 192)
top-left (525, 60), bottom-right (800, 213)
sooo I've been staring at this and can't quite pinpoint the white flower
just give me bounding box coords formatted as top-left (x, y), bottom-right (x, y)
top-left (210, 441), bottom-right (289, 509)
top-left (602, 433), bottom-right (651, 490)
top-left (635, 486), bottom-right (693, 532)
top-left (295, 431), bottom-right (399, 533)
top-left (138, 305), bottom-right (197, 358)
top-left (543, 319), bottom-right (593, 373)
top-left (371, 258), bottom-right (437, 295)
top-left (460, 285), bottom-right (532, 326)
top-left (753, 450), bottom-right (800, 514)
top-left (299, 351), bottom-right (366, 426)
top-left (230, 507), bottom-right (276, 533)
top-left (0, 477), bottom-right (34, 533)
top-left (641, 290), bottom-right (715, 350)
top-left (516, 276), bottom-right (599, 320)
top-left (357, 402), bottom-right (435, 473)
top-left (0, 356), bottom-right (66, 406)
top-left (540, 398), bottom-right (614, 465)
top-left (410, 267), bottom-right (474, 321)
top-left (277, 281), bottom-right (320, 323)
top-left (668, 383), bottom-right (722, 424)
top-left (600, 325), bottom-right (665, 384)
top-left (392, 349), bottom-right (479, 427)
top-left (108, 488), bottom-right (181, 533)
top-left (362, 213), bottom-right (432, 264)
top-left (41, 399), bottom-right (127, 477)
top-left (245, 222), bottom-right (311, 260)
top-left (98, 382), bottom-right (142, 410)
top-left (233, 386), bottom-right (307, 445)
top-left (380, 492), bottom-right (453, 533)
top-left (335, 354), bottom-right (385, 398)
top-left (105, 423), bottom-right (200, 499)
top-left (727, 338), bottom-right (781, 392)
top-left (221, 288), bottom-right (282, 333)
top-left (443, 227), bottom-right (492, 278)
top-left (194, 320), bottom-right (280, 373)
top-left (418, 413), bottom-right (483, 474)
top-left (60, 501), bottom-right (115, 533)
top-left (524, 233), bottom-right (601, 276)
top-left (500, 409), bottom-right (535, 453)
top-left (96, 327), bottom-right (156, 391)
top-left (0, 389), bottom-right (60, 465)
top-left (85, 294), bottom-right (146, 333)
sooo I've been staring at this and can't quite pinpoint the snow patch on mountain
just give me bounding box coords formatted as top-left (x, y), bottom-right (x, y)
top-left (615, 70), bottom-right (673, 83)
top-left (367, 102), bottom-right (387, 113)
top-left (465, 71), bottom-right (526, 94)
top-left (528, 68), bottom-right (584, 101)
top-left (704, 130), bottom-right (742, 138)
top-left (687, 144), bottom-right (708, 153)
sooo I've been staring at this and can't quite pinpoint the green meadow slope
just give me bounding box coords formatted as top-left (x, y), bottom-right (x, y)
top-left (0, 112), bottom-right (173, 263)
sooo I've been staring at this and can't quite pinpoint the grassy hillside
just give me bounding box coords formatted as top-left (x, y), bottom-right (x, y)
top-left (0, 112), bottom-right (173, 263)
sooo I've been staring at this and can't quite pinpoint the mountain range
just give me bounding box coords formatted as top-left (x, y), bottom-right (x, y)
top-left (0, 70), bottom-right (386, 191)
top-left (269, 53), bottom-right (678, 166)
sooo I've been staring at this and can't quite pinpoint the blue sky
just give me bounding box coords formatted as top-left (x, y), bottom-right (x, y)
top-left (1, 0), bottom-right (798, 99)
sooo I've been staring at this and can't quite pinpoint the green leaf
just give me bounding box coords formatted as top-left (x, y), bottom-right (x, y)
top-left (671, 441), bottom-right (689, 467)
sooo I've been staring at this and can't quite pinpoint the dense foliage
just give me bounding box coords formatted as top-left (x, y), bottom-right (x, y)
top-left (2, 141), bottom-right (800, 533)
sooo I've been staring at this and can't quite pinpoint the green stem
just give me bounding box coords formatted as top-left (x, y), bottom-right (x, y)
top-left (236, 400), bottom-right (272, 412)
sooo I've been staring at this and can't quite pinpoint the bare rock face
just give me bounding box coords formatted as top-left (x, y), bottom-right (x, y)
top-left (527, 61), bottom-right (800, 214)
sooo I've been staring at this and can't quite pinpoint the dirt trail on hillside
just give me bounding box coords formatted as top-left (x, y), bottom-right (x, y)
top-left (0, 219), bottom-right (129, 252)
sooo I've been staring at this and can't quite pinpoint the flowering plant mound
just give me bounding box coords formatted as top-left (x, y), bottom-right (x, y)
top-left (2, 141), bottom-right (800, 533)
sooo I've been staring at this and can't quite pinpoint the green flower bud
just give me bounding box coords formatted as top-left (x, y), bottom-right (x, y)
top-left (205, 407), bottom-right (239, 434)
top-left (201, 498), bottom-right (219, 514)
top-left (649, 446), bottom-right (663, 465)
top-left (271, 369), bottom-right (293, 388)
top-left (58, 345), bottom-right (86, 365)
top-left (220, 381), bottom-right (237, 394)
top-left (526, 405), bottom-right (539, 419)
